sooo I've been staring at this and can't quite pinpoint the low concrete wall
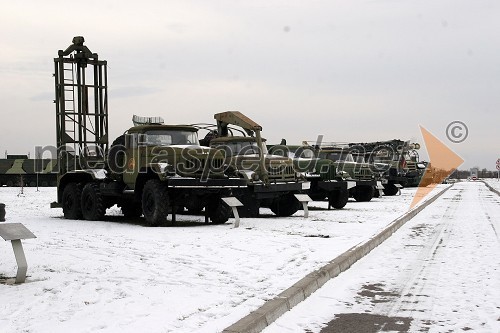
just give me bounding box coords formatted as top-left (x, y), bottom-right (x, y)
top-left (223, 185), bottom-right (453, 333)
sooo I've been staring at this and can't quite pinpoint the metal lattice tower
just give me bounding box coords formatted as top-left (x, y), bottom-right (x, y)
top-left (54, 36), bottom-right (108, 173)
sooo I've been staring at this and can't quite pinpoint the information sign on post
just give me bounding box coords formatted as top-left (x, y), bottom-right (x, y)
top-left (0, 223), bottom-right (36, 284)
top-left (221, 197), bottom-right (244, 228)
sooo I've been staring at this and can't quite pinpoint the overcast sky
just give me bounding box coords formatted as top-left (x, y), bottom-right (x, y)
top-left (1, 0), bottom-right (499, 169)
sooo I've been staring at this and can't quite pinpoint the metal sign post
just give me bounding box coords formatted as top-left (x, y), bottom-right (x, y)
top-left (222, 197), bottom-right (244, 228)
top-left (496, 159), bottom-right (500, 181)
top-left (0, 223), bottom-right (37, 284)
top-left (294, 194), bottom-right (312, 218)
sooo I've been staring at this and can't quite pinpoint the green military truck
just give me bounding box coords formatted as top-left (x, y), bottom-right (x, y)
top-left (198, 111), bottom-right (310, 217)
top-left (400, 145), bottom-right (426, 187)
top-left (348, 140), bottom-right (420, 195)
top-left (309, 144), bottom-right (382, 202)
top-left (51, 37), bottom-right (246, 226)
top-left (268, 144), bottom-right (356, 209)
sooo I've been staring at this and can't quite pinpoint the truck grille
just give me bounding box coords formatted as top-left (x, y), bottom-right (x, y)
top-left (354, 168), bottom-right (373, 180)
top-left (267, 164), bottom-right (296, 181)
top-left (406, 161), bottom-right (417, 172)
top-left (182, 157), bottom-right (224, 174)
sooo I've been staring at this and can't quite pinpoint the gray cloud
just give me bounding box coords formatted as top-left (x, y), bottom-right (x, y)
top-left (0, 0), bottom-right (499, 169)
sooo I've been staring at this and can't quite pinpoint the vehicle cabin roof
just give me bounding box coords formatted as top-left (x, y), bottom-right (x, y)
top-left (128, 124), bottom-right (198, 133)
top-left (317, 146), bottom-right (349, 153)
top-left (210, 136), bottom-right (267, 144)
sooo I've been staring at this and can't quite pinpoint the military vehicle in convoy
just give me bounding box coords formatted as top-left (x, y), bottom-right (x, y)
top-left (0, 155), bottom-right (57, 187)
top-left (348, 140), bottom-right (420, 194)
top-left (303, 144), bottom-right (382, 202)
top-left (198, 111), bottom-right (310, 217)
top-left (268, 143), bottom-right (355, 209)
top-left (51, 37), bottom-right (246, 226)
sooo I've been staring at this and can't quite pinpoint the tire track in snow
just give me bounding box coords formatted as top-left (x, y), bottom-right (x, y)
top-left (361, 183), bottom-right (500, 332)
top-left (479, 181), bottom-right (500, 242)
top-left (374, 188), bottom-right (462, 326)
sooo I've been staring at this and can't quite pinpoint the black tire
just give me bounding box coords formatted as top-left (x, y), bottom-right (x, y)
top-left (328, 189), bottom-right (349, 209)
top-left (353, 185), bottom-right (373, 202)
top-left (270, 194), bottom-right (300, 217)
top-left (81, 182), bottom-right (105, 221)
top-left (62, 182), bottom-right (83, 219)
top-left (383, 183), bottom-right (399, 196)
top-left (206, 197), bottom-right (231, 224)
top-left (142, 179), bottom-right (169, 226)
top-left (120, 201), bottom-right (143, 218)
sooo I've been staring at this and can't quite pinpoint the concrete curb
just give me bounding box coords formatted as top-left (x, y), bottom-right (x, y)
top-left (223, 185), bottom-right (453, 333)
top-left (481, 180), bottom-right (500, 196)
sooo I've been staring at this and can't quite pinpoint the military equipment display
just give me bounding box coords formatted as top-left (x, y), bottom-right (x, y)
top-left (0, 155), bottom-right (57, 187)
top-left (306, 144), bottom-right (381, 202)
top-left (348, 139), bottom-right (420, 195)
top-left (268, 143), bottom-right (355, 209)
top-left (198, 111), bottom-right (310, 217)
top-left (51, 37), bottom-right (246, 226)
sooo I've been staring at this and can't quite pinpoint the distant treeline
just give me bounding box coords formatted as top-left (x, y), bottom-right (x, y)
top-left (450, 169), bottom-right (499, 179)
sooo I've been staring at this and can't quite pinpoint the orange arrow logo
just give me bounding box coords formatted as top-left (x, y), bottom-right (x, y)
top-left (410, 126), bottom-right (464, 209)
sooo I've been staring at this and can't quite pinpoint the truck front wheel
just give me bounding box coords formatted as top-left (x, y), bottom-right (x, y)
top-left (62, 182), bottom-right (83, 219)
top-left (81, 182), bottom-right (105, 221)
top-left (328, 189), bottom-right (349, 209)
top-left (142, 179), bottom-right (169, 226)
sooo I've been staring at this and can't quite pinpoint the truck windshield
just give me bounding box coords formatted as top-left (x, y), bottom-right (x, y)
top-left (321, 152), bottom-right (354, 162)
top-left (212, 141), bottom-right (268, 156)
top-left (353, 155), bottom-right (366, 163)
top-left (143, 130), bottom-right (199, 146)
top-left (294, 148), bottom-right (315, 159)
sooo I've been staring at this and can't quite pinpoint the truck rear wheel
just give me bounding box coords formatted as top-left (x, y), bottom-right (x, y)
top-left (270, 194), bottom-right (300, 217)
top-left (62, 182), bottom-right (83, 220)
top-left (81, 182), bottom-right (105, 221)
top-left (142, 179), bottom-right (169, 226)
top-left (328, 189), bottom-right (348, 209)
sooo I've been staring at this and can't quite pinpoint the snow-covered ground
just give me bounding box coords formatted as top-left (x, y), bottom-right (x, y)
top-left (264, 181), bottom-right (500, 333)
top-left (0, 185), bottom-right (445, 333)
top-left (484, 178), bottom-right (500, 192)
